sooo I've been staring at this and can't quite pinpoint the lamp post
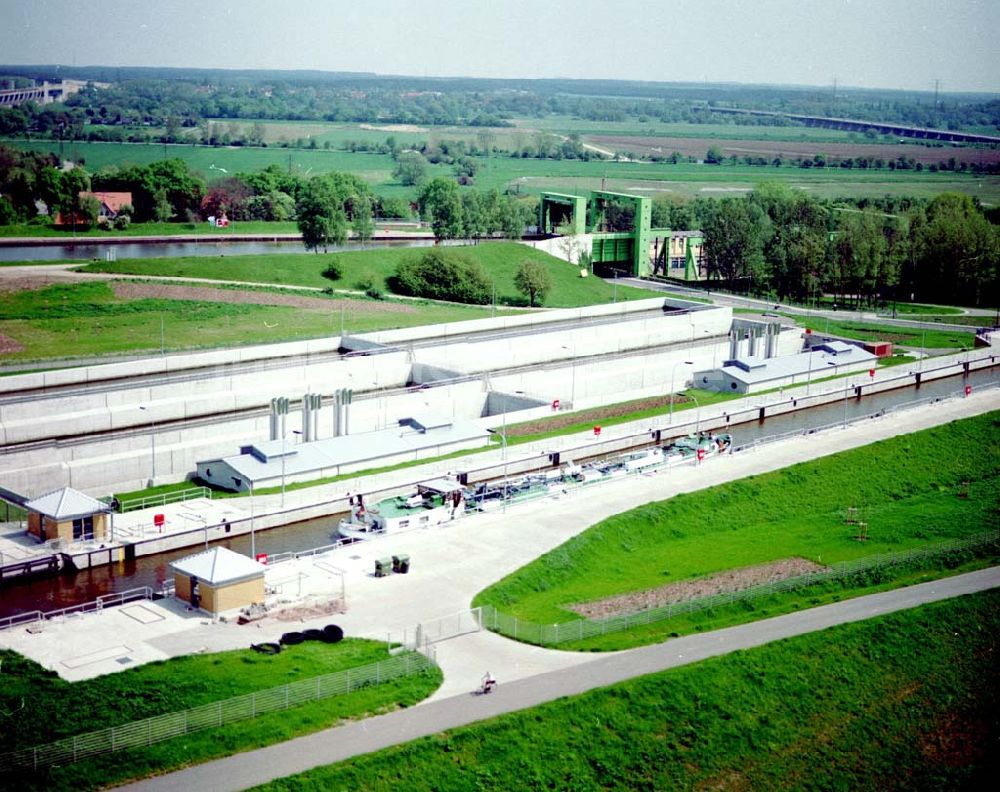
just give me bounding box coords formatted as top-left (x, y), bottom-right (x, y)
top-left (138, 406), bottom-right (155, 486)
top-left (561, 345), bottom-right (577, 406)
top-left (806, 350), bottom-right (814, 395)
top-left (280, 429), bottom-right (302, 507)
top-left (669, 360), bottom-right (694, 423)
top-left (688, 391), bottom-right (701, 434)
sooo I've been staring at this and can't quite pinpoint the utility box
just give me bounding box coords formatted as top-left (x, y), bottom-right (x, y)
top-left (375, 558), bottom-right (393, 578)
top-left (392, 554), bottom-right (410, 574)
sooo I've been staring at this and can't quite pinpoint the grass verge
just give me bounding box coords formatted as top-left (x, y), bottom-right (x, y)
top-left (0, 639), bottom-right (441, 791)
top-left (254, 589), bottom-right (1000, 791)
top-left (472, 412), bottom-right (1000, 637)
top-left (785, 314), bottom-right (977, 348)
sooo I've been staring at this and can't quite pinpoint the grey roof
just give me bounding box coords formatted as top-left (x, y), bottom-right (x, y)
top-left (170, 546), bottom-right (265, 585)
top-left (710, 348), bottom-right (877, 385)
top-left (202, 414), bottom-right (490, 485)
top-left (25, 487), bottom-right (108, 520)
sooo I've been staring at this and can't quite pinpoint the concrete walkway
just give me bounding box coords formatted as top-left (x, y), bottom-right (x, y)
top-left (113, 566), bottom-right (1000, 792)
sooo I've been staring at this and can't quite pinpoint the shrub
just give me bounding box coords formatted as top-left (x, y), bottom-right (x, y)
top-left (113, 214), bottom-right (131, 231)
top-left (322, 259), bottom-right (343, 281)
top-left (390, 248), bottom-right (491, 304)
top-left (355, 269), bottom-right (377, 292)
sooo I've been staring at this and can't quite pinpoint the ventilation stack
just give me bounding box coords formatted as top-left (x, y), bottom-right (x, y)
top-left (333, 388), bottom-right (353, 437)
top-left (269, 397), bottom-right (289, 441)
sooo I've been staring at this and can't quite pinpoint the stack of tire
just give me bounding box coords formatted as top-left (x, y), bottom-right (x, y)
top-left (251, 624), bottom-right (343, 655)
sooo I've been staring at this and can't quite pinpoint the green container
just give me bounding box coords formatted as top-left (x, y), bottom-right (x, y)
top-left (392, 554), bottom-right (410, 574)
top-left (375, 558), bottom-right (393, 577)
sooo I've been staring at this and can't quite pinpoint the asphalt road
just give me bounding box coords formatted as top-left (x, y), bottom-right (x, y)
top-left (114, 566), bottom-right (1000, 792)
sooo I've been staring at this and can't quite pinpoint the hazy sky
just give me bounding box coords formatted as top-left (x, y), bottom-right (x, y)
top-left (1, 0), bottom-right (997, 93)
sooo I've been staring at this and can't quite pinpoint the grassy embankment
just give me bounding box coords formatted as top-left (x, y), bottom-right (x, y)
top-left (0, 640), bottom-right (441, 792)
top-left (75, 242), bottom-right (660, 307)
top-left (256, 590), bottom-right (1000, 791)
top-left (0, 245), bottom-right (661, 361)
top-left (473, 412), bottom-right (1000, 649)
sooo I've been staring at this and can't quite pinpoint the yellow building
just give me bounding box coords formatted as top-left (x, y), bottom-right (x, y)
top-left (25, 487), bottom-right (110, 544)
top-left (170, 546), bottom-right (266, 615)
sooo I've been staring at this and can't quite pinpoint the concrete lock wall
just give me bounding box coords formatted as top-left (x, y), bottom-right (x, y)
top-left (415, 308), bottom-right (732, 375)
top-left (0, 350), bottom-right (413, 446)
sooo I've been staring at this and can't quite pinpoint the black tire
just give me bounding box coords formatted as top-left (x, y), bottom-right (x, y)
top-left (251, 642), bottom-right (282, 655)
top-left (303, 628), bottom-right (325, 642)
top-left (280, 631), bottom-right (305, 646)
top-left (322, 624), bottom-right (344, 643)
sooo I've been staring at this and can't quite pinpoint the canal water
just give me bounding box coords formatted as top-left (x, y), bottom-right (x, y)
top-left (0, 237), bottom-right (442, 263)
top-left (0, 366), bottom-right (995, 617)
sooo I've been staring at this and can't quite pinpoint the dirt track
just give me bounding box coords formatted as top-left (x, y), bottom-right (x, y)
top-left (569, 557), bottom-right (827, 619)
top-left (108, 282), bottom-right (419, 314)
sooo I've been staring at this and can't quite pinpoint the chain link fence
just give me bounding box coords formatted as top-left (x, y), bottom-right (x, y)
top-left (482, 530), bottom-right (1000, 646)
top-left (0, 650), bottom-right (434, 773)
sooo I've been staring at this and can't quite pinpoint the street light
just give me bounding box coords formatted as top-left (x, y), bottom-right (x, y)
top-left (561, 345), bottom-right (577, 406)
top-left (236, 477), bottom-right (257, 559)
top-left (688, 391), bottom-right (701, 434)
top-left (280, 429), bottom-right (302, 506)
top-left (138, 406), bottom-right (156, 486)
top-left (806, 350), bottom-right (814, 395)
top-left (826, 361), bottom-right (848, 428)
top-left (669, 360), bottom-right (694, 423)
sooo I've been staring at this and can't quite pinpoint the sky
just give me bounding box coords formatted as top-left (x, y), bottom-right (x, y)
top-left (0, 0), bottom-right (997, 94)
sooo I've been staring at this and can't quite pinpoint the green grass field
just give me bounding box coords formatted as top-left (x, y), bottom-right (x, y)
top-left (785, 314), bottom-right (978, 348)
top-left (76, 242), bottom-right (661, 307)
top-left (473, 413), bottom-right (1000, 633)
top-left (0, 639), bottom-right (441, 791)
top-left (6, 137), bottom-right (996, 204)
top-left (0, 280), bottom-right (505, 362)
top-left (256, 590), bottom-right (1000, 791)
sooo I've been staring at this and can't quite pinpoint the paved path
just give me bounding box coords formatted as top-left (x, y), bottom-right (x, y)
top-left (114, 567), bottom-right (1000, 791)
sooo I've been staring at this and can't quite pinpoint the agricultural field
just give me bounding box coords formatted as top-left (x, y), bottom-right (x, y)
top-left (6, 131), bottom-right (998, 206)
top-left (0, 639), bottom-right (441, 792)
top-left (257, 590), bottom-right (1000, 791)
top-left (473, 412), bottom-right (1000, 645)
top-left (586, 133), bottom-right (1000, 168)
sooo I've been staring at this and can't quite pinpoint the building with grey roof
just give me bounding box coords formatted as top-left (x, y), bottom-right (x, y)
top-left (170, 546), bottom-right (266, 614)
top-left (25, 486), bottom-right (112, 544)
top-left (694, 341), bottom-right (877, 395)
top-left (197, 414), bottom-right (491, 492)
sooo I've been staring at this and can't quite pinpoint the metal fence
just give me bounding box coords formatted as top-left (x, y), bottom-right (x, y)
top-left (481, 530), bottom-right (1000, 647)
top-left (117, 487), bottom-right (211, 513)
top-left (0, 586), bottom-right (155, 633)
top-left (0, 650), bottom-right (434, 773)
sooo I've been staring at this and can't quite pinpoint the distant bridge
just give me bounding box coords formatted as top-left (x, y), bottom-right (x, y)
top-left (709, 106), bottom-right (1000, 145)
top-left (0, 79), bottom-right (91, 108)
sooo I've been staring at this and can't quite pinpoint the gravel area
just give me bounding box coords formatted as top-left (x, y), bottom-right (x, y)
top-left (569, 557), bottom-right (828, 619)
top-left (109, 281), bottom-right (418, 314)
top-left (0, 333), bottom-right (24, 354)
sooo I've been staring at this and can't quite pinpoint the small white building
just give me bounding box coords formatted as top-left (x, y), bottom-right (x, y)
top-left (694, 341), bottom-right (878, 395)
top-left (197, 414), bottom-right (491, 493)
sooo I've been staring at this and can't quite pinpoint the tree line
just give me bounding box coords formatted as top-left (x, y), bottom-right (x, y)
top-left (699, 184), bottom-right (998, 308)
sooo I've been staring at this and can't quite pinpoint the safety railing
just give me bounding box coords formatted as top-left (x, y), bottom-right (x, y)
top-left (117, 487), bottom-right (211, 513)
top-left (0, 587), bottom-right (155, 632)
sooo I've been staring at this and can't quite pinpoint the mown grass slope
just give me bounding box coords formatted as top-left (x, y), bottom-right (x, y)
top-left (256, 589), bottom-right (1000, 791)
top-left (474, 412), bottom-right (1000, 625)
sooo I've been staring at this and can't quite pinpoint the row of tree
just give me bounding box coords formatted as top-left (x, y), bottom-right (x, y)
top-left (700, 185), bottom-right (998, 308)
